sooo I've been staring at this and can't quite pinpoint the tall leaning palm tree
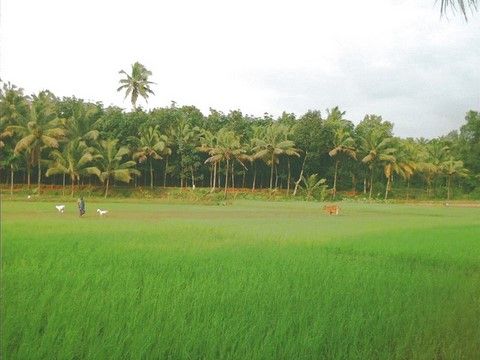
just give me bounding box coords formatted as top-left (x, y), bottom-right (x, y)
top-left (92, 139), bottom-right (140, 198)
top-left (9, 91), bottom-right (64, 193)
top-left (254, 123), bottom-right (300, 190)
top-left (379, 148), bottom-right (400, 200)
top-left (329, 128), bottom-right (356, 198)
top-left (117, 62), bottom-right (155, 110)
top-left (131, 125), bottom-right (167, 189)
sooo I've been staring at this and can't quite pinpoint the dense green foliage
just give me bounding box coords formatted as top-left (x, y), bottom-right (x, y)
top-left (1, 80), bottom-right (479, 200)
top-left (2, 200), bottom-right (479, 358)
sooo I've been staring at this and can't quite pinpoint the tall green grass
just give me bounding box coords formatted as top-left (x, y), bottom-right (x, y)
top-left (2, 200), bottom-right (480, 359)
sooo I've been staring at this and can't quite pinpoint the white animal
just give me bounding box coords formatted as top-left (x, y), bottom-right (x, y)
top-left (27, 195), bottom-right (31, 200)
top-left (97, 209), bottom-right (108, 216)
top-left (55, 205), bottom-right (65, 213)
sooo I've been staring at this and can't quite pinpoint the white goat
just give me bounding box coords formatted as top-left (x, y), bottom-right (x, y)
top-left (97, 209), bottom-right (108, 216)
top-left (55, 205), bottom-right (65, 213)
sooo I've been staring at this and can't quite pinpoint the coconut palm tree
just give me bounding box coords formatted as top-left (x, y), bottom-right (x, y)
top-left (379, 148), bottom-right (399, 200)
top-left (361, 131), bottom-right (394, 199)
top-left (8, 91), bottom-right (64, 193)
top-left (131, 125), bottom-right (167, 189)
top-left (248, 126), bottom-right (265, 191)
top-left (379, 140), bottom-right (416, 200)
top-left (46, 139), bottom-right (100, 196)
top-left (0, 82), bottom-right (30, 190)
top-left (91, 139), bottom-right (140, 198)
top-left (117, 62), bottom-right (155, 110)
top-left (198, 129), bottom-right (218, 191)
top-left (204, 129), bottom-right (246, 196)
top-left (417, 141), bottom-right (449, 197)
top-left (442, 157), bottom-right (469, 200)
top-left (399, 139), bottom-right (421, 199)
top-left (0, 82), bottom-right (29, 148)
top-left (0, 145), bottom-right (22, 197)
top-left (281, 124), bottom-right (299, 195)
top-left (328, 128), bottom-right (356, 198)
top-left (158, 132), bottom-right (173, 188)
top-left (0, 120), bottom-right (11, 149)
top-left (253, 123), bottom-right (300, 190)
top-left (61, 98), bottom-right (101, 145)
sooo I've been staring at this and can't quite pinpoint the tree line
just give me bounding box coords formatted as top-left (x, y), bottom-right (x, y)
top-left (1, 77), bottom-right (479, 200)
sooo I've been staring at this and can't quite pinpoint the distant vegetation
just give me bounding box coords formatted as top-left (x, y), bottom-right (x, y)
top-left (1, 68), bottom-right (479, 200)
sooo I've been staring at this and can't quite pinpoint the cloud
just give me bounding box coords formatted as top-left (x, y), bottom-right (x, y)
top-left (254, 17), bottom-right (480, 138)
top-left (1, 0), bottom-right (478, 138)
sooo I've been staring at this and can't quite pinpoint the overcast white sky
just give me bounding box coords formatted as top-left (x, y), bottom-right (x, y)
top-left (1, 0), bottom-right (479, 138)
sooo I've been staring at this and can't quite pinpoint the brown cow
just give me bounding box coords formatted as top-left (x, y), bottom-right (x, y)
top-left (323, 204), bottom-right (339, 215)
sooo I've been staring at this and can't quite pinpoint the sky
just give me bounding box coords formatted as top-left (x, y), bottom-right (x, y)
top-left (0, 0), bottom-right (479, 138)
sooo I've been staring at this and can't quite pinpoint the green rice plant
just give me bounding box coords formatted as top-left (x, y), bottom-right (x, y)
top-left (2, 200), bottom-right (479, 359)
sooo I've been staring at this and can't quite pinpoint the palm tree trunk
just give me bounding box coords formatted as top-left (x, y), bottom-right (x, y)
top-left (211, 162), bottom-right (217, 192)
top-left (71, 177), bottom-right (75, 197)
top-left (105, 177), bottom-right (110, 198)
top-left (252, 162), bottom-right (257, 191)
top-left (224, 159), bottom-right (229, 197)
top-left (275, 164), bottom-right (280, 189)
top-left (269, 153), bottom-right (274, 189)
top-left (63, 174), bottom-right (66, 197)
top-left (333, 160), bottom-right (339, 198)
top-left (209, 165), bottom-right (213, 188)
top-left (27, 163), bottom-right (31, 189)
top-left (10, 165), bottom-right (14, 198)
top-left (287, 158), bottom-right (291, 195)
top-left (218, 166), bottom-right (221, 187)
top-left (191, 166), bottom-right (195, 188)
top-left (275, 163), bottom-right (279, 189)
top-left (363, 175), bottom-right (367, 194)
top-left (385, 176), bottom-right (391, 200)
top-left (150, 159), bottom-right (154, 189)
top-left (37, 153), bottom-right (41, 194)
top-left (242, 171), bottom-right (246, 189)
top-left (163, 157), bottom-right (169, 188)
top-left (447, 175), bottom-right (451, 200)
top-left (369, 168), bottom-right (374, 200)
top-left (231, 162), bottom-right (235, 190)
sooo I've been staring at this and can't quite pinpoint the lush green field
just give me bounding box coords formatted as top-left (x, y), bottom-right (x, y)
top-left (1, 199), bottom-right (479, 359)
